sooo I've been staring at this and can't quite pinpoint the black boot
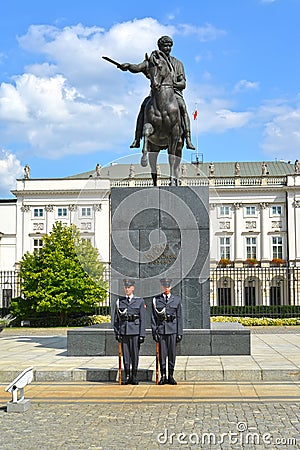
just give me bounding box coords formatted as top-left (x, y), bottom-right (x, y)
top-left (186, 133), bottom-right (195, 150)
top-left (122, 370), bottom-right (131, 385)
top-left (131, 369), bottom-right (139, 385)
top-left (130, 139), bottom-right (140, 148)
top-left (168, 370), bottom-right (177, 385)
top-left (158, 371), bottom-right (167, 385)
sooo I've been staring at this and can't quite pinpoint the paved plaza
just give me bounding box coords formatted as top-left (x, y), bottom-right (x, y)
top-left (0, 397), bottom-right (299, 449)
top-left (0, 327), bottom-right (300, 383)
top-left (0, 327), bottom-right (299, 449)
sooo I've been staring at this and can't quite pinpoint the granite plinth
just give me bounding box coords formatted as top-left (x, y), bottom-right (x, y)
top-left (67, 322), bottom-right (250, 356)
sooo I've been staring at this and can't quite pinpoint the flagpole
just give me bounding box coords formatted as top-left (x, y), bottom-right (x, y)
top-left (194, 102), bottom-right (199, 164)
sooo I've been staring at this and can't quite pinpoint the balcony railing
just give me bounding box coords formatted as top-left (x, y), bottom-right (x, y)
top-left (110, 176), bottom-right (287, 188)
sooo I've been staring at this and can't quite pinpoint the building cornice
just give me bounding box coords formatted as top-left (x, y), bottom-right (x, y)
top-left (12, 190), bottom-right (110, 197)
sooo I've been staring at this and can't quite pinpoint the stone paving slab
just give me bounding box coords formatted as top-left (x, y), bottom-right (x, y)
top-left (0, 329), bottom-right (300, 382)
top-left (0, 401), bottom-right (299, 449)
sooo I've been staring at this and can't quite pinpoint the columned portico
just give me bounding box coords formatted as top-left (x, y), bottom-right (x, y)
top-left (294, 199), bottom-right (300, 266)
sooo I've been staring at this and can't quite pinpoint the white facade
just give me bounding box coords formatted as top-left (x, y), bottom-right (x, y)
top-left (6, 177), bottom-right (111, 269)
top-left (0, 162), bottom-right (300, 272)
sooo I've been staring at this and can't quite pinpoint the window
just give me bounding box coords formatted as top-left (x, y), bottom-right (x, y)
top-left (244, 286), bottom-right (256, 306)
top-left (81, 207), bottom-right (92, 217)
top-left (270, 286), bottom-right (281, 306)
top-left (33, 208), bottom-right (44, 218)
top-left (220, 206), bottom-right (230, 216)
top-left (272, 236), bottom-right (283, 259)
top-left (33, 238), bottom-right (43, 253)
top-left (272, 206), bottom-right (282, 216)
top-left (57, 207), bottom-right (68, 217)
top-left (246, 237), bottom-right (257, 259)
top-left (217, 287), bottom-right (232, 306)
top-left (245, 206), bottom-right (256, 216)
top-left (219, 237), bottom-right (231, 260)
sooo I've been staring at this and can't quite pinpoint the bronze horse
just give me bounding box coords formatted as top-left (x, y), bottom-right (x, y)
top-left (141, 50), bottom-right (184, 186)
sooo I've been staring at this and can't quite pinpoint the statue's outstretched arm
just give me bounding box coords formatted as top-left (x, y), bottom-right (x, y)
top-left (119, 61), bottom-right (147, 74)
top-left (102, 56), bottom-right (146, 74)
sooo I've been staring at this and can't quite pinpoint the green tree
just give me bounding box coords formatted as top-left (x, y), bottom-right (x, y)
top-left (12, 222), bottom-right (108, 325)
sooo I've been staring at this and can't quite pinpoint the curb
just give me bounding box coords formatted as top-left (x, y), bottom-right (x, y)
top-left (0, 368), bottom-right (300, 383)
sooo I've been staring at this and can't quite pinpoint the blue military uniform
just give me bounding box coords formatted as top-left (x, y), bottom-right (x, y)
top-left (151, 278), bottom-right (183, 385)
top-left (114, 281), bottom-right (146, 385)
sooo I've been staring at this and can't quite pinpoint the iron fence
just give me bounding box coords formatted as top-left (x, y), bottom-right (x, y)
top-left (0, 271), bottom-right (20, 316)
top-left (210, 266), bottom-right (300, 317)
top-left (1, 266), bottom-right (300, 319)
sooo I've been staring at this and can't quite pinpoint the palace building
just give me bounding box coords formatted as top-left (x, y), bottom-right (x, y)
top-left (0, 160), bottom-right (300, 310)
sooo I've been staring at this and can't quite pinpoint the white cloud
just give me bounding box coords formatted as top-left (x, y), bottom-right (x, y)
top-left (18, 19), bottom-right (174, 90)
top-left (0, 150), bottom-right (23, 197)
top-left (186, 87), bottom-right (253, 134)
top-left (0, 71), bottom-right (133, 158)
top-left (0, 81), bottom-right (28, 121)
top-left (234, 79), bottom-right (260, 93)
top-left (261, 103), bottom-right (300, 160)
top-left (3, 19), bottom-right (173, 157)
top-left (201, 102), bottom-right (253, 133)
top-left (0, 18), bottom-right (249, 160)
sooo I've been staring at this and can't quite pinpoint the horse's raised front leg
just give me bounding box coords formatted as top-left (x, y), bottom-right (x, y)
top-left (141, 123), bottom-right (154, 167)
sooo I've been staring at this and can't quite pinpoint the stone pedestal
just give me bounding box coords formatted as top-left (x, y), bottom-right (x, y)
top-left (67, 322), bottom-right (250, 356)
top-left (110, 186), bottom-right (210, 329)
top-left (67, 185), bottom-right (251, 357)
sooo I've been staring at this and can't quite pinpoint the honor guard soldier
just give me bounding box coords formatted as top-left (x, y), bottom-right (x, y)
top-left (151, 278), bottom-right (183, 385)
top-left (114, 279), bottom-right (146, 384)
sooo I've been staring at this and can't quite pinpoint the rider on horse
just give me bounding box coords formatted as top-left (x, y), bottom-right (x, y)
top-left (119, 36), bottom-right (195, 151)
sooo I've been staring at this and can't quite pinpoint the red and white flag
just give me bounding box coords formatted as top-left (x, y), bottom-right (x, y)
top-left (193, 110), bottom-right (198, 120)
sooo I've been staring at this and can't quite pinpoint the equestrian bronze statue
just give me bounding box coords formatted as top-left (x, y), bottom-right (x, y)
top-left (103, 35), bottom-right (195, 186)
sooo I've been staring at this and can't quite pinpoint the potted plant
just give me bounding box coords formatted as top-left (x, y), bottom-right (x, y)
top-left (0, 314), bottom-right (15, 332)
top-left (219, 258), bottom-right (231, 267)
top-left (245, 258), bottom-right (258, 266)
top-left (271, 258), bottom-right (285, 266)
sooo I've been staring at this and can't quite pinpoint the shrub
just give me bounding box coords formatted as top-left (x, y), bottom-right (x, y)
top-left (210, 305), bottom-right (300, 318)
top-left (211, 316), bottom-right (300, 326)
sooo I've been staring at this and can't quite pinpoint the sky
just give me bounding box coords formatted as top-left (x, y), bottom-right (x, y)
top-left (0, 0), bottom-right (300, 197)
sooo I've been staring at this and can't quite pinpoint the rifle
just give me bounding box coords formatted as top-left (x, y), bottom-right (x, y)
top-left (155, 341), bottom-right (160, 385)
top-left (118, 341), bottom-right (123, 385)
top-left (102, 56), bottom-right (122, 69)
